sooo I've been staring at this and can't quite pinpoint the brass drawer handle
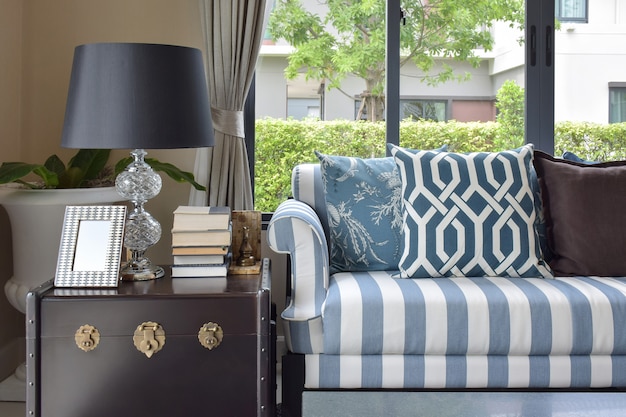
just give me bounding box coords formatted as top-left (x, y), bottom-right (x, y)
top-left (133, 321), bottom-right (166, 358)
top-left (198, 322), bottom-right (223, 350)
top-left (75, 324), bottom-right (100, 352)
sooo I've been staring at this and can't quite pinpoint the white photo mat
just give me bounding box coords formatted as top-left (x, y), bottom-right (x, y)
top-left (54, 205), bottom-right (126, 287)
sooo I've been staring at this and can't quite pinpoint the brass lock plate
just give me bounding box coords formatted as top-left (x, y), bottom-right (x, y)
top-left (75, 324), bottom-right (100, 352)
top-left (133, 321), bottom-right (166, 358)
top-left (198, 322), bottom-right (223, 350)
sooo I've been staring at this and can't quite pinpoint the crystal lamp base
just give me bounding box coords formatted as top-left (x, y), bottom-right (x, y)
top-left (120, 255), bottom-right (165, 281)
top-left (116, 149), bottom-right (165, 281)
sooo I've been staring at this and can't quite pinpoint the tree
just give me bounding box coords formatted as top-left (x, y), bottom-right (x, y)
top-left (269, 0), bottom-right (524, 121)
top-left (495, 80), bottom-right (525, 150)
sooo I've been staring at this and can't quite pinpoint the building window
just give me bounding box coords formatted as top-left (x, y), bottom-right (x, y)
top-left (354, 99), bottom-right (385, 121)
top-left (354, 98), bottom-right (448, 121)
top-left (609, 84), bottom-right (626, 123)
top-left (401, 99), bottom-right (447, 122)
top-left (288, 98), bottom-right (321, 120)
top-left (556, 0), bottom-right (587, 23)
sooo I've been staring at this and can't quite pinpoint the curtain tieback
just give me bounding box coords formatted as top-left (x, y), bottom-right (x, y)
top-left (211, 106), bottom-right (244, 137)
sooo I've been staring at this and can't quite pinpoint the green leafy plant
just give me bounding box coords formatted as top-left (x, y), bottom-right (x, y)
top-left (0, 148), bottom-right (205, 190)
top-left (495, 80), bottom-right (525, 149)
top-left (254, 118), bottom-right (499, 212)
top-left (254, 117), bottom-right (626, 212)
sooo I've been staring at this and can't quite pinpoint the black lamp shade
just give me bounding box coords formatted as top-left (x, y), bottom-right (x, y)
top-left (61, 43), bottom-right (214, 149)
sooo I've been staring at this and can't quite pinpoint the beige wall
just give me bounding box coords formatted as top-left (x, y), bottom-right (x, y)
top-left (0, 0), bottom-right (22, 161)
top-left (3, 0), bottom-right (206, 263)
top-left (0, 0), bottom-right (27, 381)
top-left (0, 0), bottom-right (206, 378)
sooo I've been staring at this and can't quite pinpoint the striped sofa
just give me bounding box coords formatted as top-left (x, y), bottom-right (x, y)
top-left (267, 149), bottom-right (626, 416)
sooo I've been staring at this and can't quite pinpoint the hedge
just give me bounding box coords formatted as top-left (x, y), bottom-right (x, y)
top-left (254, 118), bottom-right (626, 212)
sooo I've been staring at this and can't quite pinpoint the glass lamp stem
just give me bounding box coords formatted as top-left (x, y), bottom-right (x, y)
top-left (115, 149), bottom-right (164, 280)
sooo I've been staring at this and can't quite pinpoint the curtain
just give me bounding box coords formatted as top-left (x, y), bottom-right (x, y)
top-left (190, 0), bottom-right (268, 209)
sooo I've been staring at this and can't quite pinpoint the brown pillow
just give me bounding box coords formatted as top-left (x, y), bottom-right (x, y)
top-left (533, 150), bottom-right (626, 276)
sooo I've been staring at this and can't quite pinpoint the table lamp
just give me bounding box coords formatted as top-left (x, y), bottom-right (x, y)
top-left (61, 43), bottom-right (214, 281)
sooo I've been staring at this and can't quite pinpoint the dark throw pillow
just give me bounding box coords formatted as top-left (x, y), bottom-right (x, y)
top-left (533, 150), bottom-right (626, 276)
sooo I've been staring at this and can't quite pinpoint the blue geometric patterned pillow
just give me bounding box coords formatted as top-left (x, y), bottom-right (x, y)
top-left (391, 144), bottom-right (553, 278)
top-left (316, 147), bottom-right (446, 273)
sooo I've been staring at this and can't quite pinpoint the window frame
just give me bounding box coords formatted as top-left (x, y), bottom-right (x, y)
top-left (524, 0), bottom-right (555, 153)
top-left (556, 0), bottom-right (588, 23)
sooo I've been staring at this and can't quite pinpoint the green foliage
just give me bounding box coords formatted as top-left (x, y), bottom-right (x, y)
top-left (555, 122), bottom-right (626, 162)
top-left (114, 157), bottom-right (205, 191)
top-left (0, 148), bottom-right (205, 190)
top-left (254, 118), bottom-right (499, 211)
top-left (0, 149), bottom-right (111, 189)
top-left (254, 118), bottom-right (626, 212)
top-left (400, 120), bottom-right (498, 154)
top-left (495, 80), bottom-right (525, 149)
top-left (268, 0), bottom-right (524, 120)
top-left (254, 118), bottom-right (386, 211)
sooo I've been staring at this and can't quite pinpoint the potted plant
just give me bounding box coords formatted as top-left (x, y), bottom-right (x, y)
top-left (0, 148), bottom-right (204, 190)
top-left (0, 148), bottom-right (205, 313)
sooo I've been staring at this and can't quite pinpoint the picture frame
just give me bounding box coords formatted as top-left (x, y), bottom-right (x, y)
top-left (54, 205), bottom-right (127, 288)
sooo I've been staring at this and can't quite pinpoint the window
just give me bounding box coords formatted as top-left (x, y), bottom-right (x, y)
top-left (556, 0), bottom-right (587, 23)
top-left (609, 84), bottom-right (626, 123)
top-left (401, 99), bottom-right (447, 122)
top-left (288, 98), bottom-right (321, 120)
top-left (354, 98), bottom-right (448, 122)
top-left (252, 0), bottom-right (556, 209)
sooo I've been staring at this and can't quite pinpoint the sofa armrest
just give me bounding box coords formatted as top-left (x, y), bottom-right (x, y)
top-left (267, 199), bottom-right (329, 322)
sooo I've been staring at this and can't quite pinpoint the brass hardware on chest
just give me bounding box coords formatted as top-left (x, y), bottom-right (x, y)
top-left (198, 322), bottom-right (223, 350)
top-left (133, 321), bottom-right (166, 358)
top-left (75, 324), bottom-right (100, 352)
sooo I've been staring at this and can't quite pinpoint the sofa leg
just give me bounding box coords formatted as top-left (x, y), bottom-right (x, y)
top-left (281, 353), bottom-right (305, 417)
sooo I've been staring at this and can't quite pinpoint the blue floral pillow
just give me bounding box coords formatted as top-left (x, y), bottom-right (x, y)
top-left (316, 147), bottom-right (446, 273)
top-left (562, 151), bottom-right (597, 164)
top-left (391, 144), bottom-right (553, 278)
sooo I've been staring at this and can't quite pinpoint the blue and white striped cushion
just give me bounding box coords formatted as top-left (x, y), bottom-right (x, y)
top-left (320, 272), bottom-right (626, 356)
top-left (304, 353), bottom-right (626, 389)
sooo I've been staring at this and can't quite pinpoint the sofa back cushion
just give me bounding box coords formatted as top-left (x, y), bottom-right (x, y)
top-left (292, 163), bottom-right (330, 241)
top-left (391, 144), bottom-right (552, 278)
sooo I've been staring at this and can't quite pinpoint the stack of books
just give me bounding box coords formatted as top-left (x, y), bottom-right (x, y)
top-left (171, 206), bottom-right (232, 277)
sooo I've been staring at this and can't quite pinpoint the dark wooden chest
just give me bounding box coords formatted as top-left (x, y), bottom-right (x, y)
top-left (26, 259), bottom-right (274, 417)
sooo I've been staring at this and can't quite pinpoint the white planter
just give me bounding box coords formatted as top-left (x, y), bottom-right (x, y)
top-left (0, 186), bottom-right (120, 313)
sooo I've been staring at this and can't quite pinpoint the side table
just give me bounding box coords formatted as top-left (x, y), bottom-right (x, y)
top-left (26, 258), bottom-right (274, 417)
